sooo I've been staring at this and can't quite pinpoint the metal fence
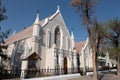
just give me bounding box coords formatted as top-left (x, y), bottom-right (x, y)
top-left (0, 69), bottom-right (21, 79)
top-left (1, 67), bottom-right (115, 79)
top-left (0, 68), bottom-right (81, 79)
top-left (0, 48), bottom-right (80, 79)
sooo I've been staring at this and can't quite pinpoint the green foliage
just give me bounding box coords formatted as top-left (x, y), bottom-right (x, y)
top-left (105, 18), bottom-right (120, 75)
top-left (108, 47), bottom-right (120, 59)
top-left (0, 0), bottom-right (7, 22)
top-left (89, 23), bottom-right (107, 47)
top-left (106, 18), bottom-right (120, 59)
top-left (0, 0), bottom-right (10, 67)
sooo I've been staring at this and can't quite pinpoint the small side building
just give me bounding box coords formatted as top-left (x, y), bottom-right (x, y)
top-left (75, 38), bottom-right (93, 72)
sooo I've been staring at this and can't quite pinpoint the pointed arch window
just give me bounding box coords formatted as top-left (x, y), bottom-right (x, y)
top-left (54, 28), bottom-right (61, 48)
top-left (11, 41), bottom-right (24, 70)
top-left (47, 30), bottom-right (51, 48)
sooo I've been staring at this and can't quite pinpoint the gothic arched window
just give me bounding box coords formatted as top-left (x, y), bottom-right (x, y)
top-left (54, 28), bottom-right (61, 48)
top-left (11, 41), bottom-right (24, 70)
top-left (47, 30), bottom-right (51, 48)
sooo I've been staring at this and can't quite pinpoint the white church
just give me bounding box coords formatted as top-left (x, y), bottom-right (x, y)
top-left (4, 6), bottom-right (78, 77)
top-left (75, 38), bottom-right (93, 73)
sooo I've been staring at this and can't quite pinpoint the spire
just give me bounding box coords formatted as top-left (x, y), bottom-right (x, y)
top-left (71, 29), bottom-right (74, 39)
top-left (71, 29), bottom-right (75, 50)
top-left (33, 10), bottom-right (41, 36)
top-left (11, 30), bottom-right (16, 36)
top-left (34, 10), bottom-right (40, 25)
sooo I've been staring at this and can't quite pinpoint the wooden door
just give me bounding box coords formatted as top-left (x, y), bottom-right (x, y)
top-left (64, 57), bottom-right (68, 74)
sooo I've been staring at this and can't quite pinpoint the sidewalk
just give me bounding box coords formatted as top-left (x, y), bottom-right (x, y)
top-left (68, 74), bottom-right (120, 80)
top-left (68, 76), bottom-right (92, 80)
top-left (101, 74), bottom-right (120, 80)
top-left (23, 73), bottom-right (81, 80)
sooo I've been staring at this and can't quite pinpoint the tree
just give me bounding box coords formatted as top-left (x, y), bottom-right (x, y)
top-left (106, 18), bottom-right (120, 75)
top-left (0, 0), bottom-right (10, 69)
top-left (71, 0), bottom-right (106, 80)
top-left (88, 22), bottom-right (107, 80)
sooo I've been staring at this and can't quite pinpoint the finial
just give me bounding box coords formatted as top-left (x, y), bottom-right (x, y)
top-left (71, 28), bottom-right (74, 35)
top-left (71, 29), bottom-right (74, 39)
top-left (57, 5), bottom-right (60, 10)
top-left (36, 9), bottom-right (39, 18)
top-left (11, 30), bottom-right (16, 36)
top-left (37, 10), bottom-right (39, 14)
top-left (34, 10), bottom-right (40, 25)
top-left (56, 5), bottom-right (60, 12)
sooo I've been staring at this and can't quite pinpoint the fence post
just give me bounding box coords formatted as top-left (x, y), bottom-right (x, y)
top-left (20, 69), bottom-right (25, 79)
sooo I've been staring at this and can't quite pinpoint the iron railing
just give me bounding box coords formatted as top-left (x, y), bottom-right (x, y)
top-left (0, 68), bottom-right (81, 79)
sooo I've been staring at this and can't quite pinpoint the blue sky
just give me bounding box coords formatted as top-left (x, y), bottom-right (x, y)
top-left (1, 0), bottom-right (120, 42)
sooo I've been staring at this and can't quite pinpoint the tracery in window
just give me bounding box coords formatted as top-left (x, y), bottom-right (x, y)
top-left (54, 28), bottom-right (61, 48)
top-left (11, 41), bottom-right (25, 70)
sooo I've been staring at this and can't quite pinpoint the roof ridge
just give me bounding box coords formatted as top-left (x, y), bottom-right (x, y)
top-left (75, 40), bottom-right (86, 44)
top-left (75, 40), bottom-right (87, 52)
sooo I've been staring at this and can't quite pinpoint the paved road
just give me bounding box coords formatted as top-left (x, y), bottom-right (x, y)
top-left (101, 74), bottom-right (120, 80)
top-left (68, 69), bottom-right (120, 80)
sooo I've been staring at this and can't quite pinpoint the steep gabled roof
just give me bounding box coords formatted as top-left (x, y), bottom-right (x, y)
top-left (5, 20), bottom-right (45, 45)
top-left (5, 6), bottom-right (66, 45)
top-left (75, 41), bottom-right (86, 53)
top-left (5, 26), bottom-right (33, 45)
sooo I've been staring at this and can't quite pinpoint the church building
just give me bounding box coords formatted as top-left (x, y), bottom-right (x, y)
top-left (4, 6), bottom-right (77, 77)
top-left (75, 38), bottom-right (93, 73)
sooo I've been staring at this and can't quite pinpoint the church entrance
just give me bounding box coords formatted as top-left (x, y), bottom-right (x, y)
top-left (25, 52), bottom-right (41, 78)
top-left (64, 57), bottom-right (68, 74)
top-left (26, 55), bottom-right (38, 78)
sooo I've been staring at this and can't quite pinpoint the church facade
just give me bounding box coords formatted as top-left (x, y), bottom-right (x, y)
top-left (4, 6), bottom-right (77, 77)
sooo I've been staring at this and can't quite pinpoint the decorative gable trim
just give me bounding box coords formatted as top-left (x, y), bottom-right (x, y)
top-left (21, 52), bottom-right (41, 60)
top-left (49, 6), bottom-right (60, 20)
top-left (83, 38), bottom-right (89, 50)
top-left (42, 18), bottom-right (48, 27)
top-left (42, 6), bottom-right (60, 28)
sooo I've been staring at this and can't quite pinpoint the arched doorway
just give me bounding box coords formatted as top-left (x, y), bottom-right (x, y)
top-left (64, 57), bottom-right (68, 74)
